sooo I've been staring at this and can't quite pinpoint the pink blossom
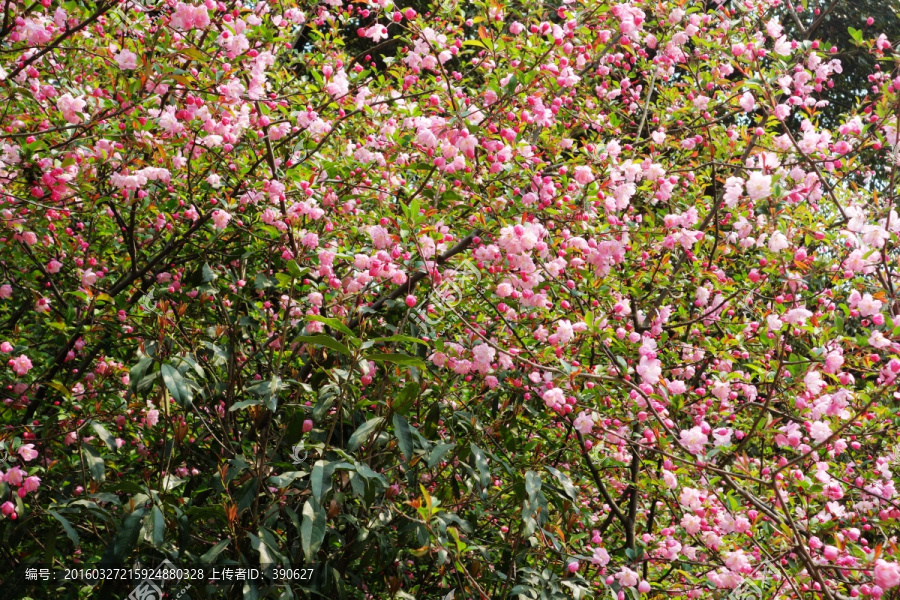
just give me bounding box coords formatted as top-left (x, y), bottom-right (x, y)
top-left (9, 354), bottom-right (32, 376)
top-left (809, 421), bottom-right (832, 443)
top-left (783, 308), bottom-right (812, 326)
top-left (857, 293), bottom-right (883, 317)
top-left (869, 330), bottom-right (892, 349)
top-left (57, 93), bottom-right (86, 124)
top-left (211, 209), bottom-right (231, 230)
top-left (5, 467), bottom-right (23, 485)
top-left (573, 166), bottom-right (594, 186)
top-left (17, 444), bottom-right (38, 461)
top-left (365, 24), bottom-right (389, 43)
top-left (114, 49), bottom-right (139, 70)
top-left (875, 560), bottom-right (900, 589)
top-left (679, 426), bottom-right (708, 454)
top-left (22, 475), bottom-right (40, 493)
top-left (637, 356), bottom-right (661, 385)
top-left (170, 2), bottom-right (211, 30)
top-left (616, 567), bottom-right (639, 587)
top-left (81, 269), bottom-right (97, 287)
top-left (543, 388), bottom-right (565, 412)
top-left (573, 411), bottom-right (594, 435)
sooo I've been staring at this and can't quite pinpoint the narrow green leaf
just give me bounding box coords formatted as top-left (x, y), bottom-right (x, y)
top-left (91, 422), bottom-right (116, 451)
top-left (393, 381), bottom-right (419, 416)
top-left (200, 539), bottom-right (230, 564)
top-left (82, 443), bottom-right (105, 483)
top-left (150, 506), bottom-right (165, 547)
top-left (367, 335), bottom-right (429, 346)
top-left (310, 460), bottom-right (336, 503)
top-left (347, 417), bottom-right (384, 452)
top-left (129, 357), bottom-right (153, 394)
top-left (307, 315), bottom-right (358, 341)
top-left (428, 443), bottom-right (456, 468)
top-left (100, 507), bottom-right (147, 565)
top-left (48, 510), bottom-right (80, 547)
top-left (160, 363), bottom-right (192, 407)
top-left (546, 466), bottom-right (578, 503)
top-left (393, 414), bottom-right (413, 461)
top-left (300, 499), bottom-right (326, 562)
top-left (295, 335), bottom-right (352, 357)
top-left (364, 353), bottom-right (425, 368)
top-left (470, 444), bottom-right (490, 490)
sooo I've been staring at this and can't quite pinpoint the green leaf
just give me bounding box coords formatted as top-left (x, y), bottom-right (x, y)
top-left (200, 539), bottom-right (230, 564)
top-left (364, 353), bottom-right (425, 368)
top-left (393, 381), bottom-right (419, 416)
top-left (393, 414), bottom-right (413, 461)
top-left (310, 460), bottom-right (336, 503)
top-left (160, 362), bottom-right (192, 407)
top-left (354, 462), bottom-right (388, 486)
top-left (229, 398), bottom-right (262, 411)
top-left (150, 506), bottom-right (165, 547)
top-left (347, 417), bottom-right (385, 452)
top-left (268, 471), bottom-right (306, 488)
top-left (129, 357), bottom-right (153, 394)
top-left (428, 443), bottom-right (455, 468)
top-left (82, 443), bottom-right (105, 483)
top-left (247, 376), bottom-right (282, 411)
top-left (848, 27), bottom-right (863, 43)
top-left (201, 263), bottom-right (217, 283)
top-left (525, 470), bottom-right (541, 499)
top-left (91, 422), bottom-right (116, 451)
top-left (286, 259), bottom-right (308, 278)
top-left (307, 315), bottom-right (358, 341)
top-left (161, 474), bottom-right (186, 491)
top-left (295, 335), bottom-right (352, 357)
top-left (100, 507), bottom-right (147, 565)
top-left (46, 380), bottom-right (72, 399)
top-left (48, 510), bottom-right (80, 547)
top-left (470, 444), bottom-right (490, 491)
top-left (181, 47), bottom-right (206, 62)
top-left (546, 466), bottom-right (578, 503)
top-left (366, 335), bottom-right (430, 347)
top-left (300, 498), bottom-right (326, 562)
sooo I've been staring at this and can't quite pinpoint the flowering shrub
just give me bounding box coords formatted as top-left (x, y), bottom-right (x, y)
top-left (1, 0), bottom-right (900, 599)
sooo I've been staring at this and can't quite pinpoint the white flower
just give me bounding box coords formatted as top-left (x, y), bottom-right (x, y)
top-left (805, 370), bottom-right (825, 394)
top-left (783, 308), bottom-right (812, 326)
top-left (616, 567), bottom-right (639, 588)
top-left (768, 231), bottom-right (790, 252)
top-left (773, 36), bottom-right (792, 56)
top-left (869, 330), bottom-right (892, 349)
top-left (809, 420), bottom-right (832, 443)
top-left (745, 172), bottom-right (773, 200)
